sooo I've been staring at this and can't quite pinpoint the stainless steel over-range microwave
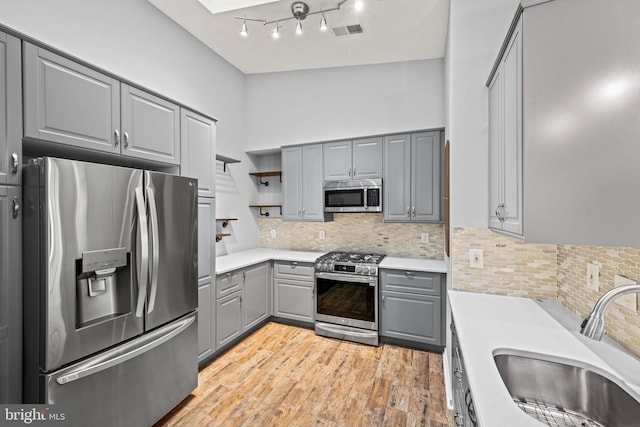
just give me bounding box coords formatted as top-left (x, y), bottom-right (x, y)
top-left (323, 178), bottom-right (382, 213)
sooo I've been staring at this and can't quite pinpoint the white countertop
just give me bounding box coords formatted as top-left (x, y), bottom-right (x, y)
top-left (449, 291), bottom-right (640, 427)
top-left (216, 249), bottom-right (447, 275)
top-left (379, 257), bottom-right (447, 273)
top-left (216, 248), bottom-right (323, 274)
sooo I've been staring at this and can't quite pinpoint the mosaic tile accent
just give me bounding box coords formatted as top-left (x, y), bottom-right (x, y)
top-left (451, 227), bottom-right (557, 299)
top-left (557, 245), bottom-right (640, 356)
top-left (259, 213), bottom-right (444, 259)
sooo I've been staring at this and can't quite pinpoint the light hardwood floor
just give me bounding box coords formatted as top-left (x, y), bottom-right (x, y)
top-left (155, 322), bottom-right (454, 427)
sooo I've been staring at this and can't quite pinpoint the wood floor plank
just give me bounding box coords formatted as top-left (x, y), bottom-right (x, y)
top-left (154, 322), bottom-right (454, 427)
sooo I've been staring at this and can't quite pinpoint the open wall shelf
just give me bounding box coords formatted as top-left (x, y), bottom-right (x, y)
top-left (249, 171), bottom-right (281, 186)
top-left (250, 205), bottom-right (282, 217)
top-left (216, 154), bottom-right (240, 172)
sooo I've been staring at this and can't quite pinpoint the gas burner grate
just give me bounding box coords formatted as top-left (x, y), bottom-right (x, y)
top-left (515, 398), bottom-right (604, 427)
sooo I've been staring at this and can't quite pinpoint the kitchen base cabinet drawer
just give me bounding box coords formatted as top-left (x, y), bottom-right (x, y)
top-left (274, 261), bottom-right (314, 281)
top-left (380, 291), bottom-right (442, 346)
top-left (380, 270), bottom-right (442, 295)
top-left (273, 279), bottom-right (314, 323)
top-left (216, 270), bottom-right (242, 299)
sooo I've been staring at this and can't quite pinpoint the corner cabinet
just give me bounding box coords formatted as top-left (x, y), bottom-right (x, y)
top-left (379, 269), bottom-right (445, 349)
top-left (383, 132), bottom-right (442, 222)
top-left (282, 144), bottom-right (326, 221)
top-left (23, 43), bottom-right (180, 165)
top-left (323, 137), bottom-right (383, 181)
top-left (488, 16), bottom-right (522, 236)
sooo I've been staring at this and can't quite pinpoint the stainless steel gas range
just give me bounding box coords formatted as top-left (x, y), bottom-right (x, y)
top-left (314, 251), bottom-right (385, 346)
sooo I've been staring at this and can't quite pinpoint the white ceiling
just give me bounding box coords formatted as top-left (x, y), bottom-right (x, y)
top-left (148, 0), bottom-right (450, 74)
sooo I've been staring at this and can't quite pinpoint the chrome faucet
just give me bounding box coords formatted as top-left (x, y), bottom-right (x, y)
top-left (580, 283), bottom-right (640, 340)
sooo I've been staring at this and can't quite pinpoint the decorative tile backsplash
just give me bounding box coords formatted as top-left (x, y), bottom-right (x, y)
top-left (557, 245), bottom-right (640, 356)
top-left (451, 227), bottom-right (557, 299)
top-left (259, 213), bottom-right (444, 258)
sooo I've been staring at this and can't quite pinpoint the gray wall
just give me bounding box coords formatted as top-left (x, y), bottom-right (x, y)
top-left (244, 59), bottom-right (445, 151)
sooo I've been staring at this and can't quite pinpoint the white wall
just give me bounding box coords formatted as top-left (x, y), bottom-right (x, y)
top-left (244, 59), bottom-right (445, 151)
top-left (448, 0), bottom-right (520, 227)
top-left (0, 0), bottom-right (262, 252)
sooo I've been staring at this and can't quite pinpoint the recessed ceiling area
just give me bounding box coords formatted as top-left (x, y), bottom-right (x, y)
top-left (148, 0), bottom-right (449, 74)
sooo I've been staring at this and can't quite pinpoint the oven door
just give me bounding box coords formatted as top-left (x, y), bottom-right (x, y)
top-left (315, 272), bottom-right (378, 330)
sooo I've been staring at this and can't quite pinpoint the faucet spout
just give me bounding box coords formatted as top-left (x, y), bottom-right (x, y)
top-left (580, 283), bottom-right (640, 340)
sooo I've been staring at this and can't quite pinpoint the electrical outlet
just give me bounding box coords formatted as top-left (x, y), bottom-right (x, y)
top-left (421, 233), bottom-right (430, 244)
top-left (318, 230), bottom-right (326, 240)
top-left (270, 229), bottom-right (277, 238)
top-left (469, 249), bottom-right (484, 269)
top-left (614, 274), bottom-right (638, 311)
top-left (586, 263), bottom-right (599, 291)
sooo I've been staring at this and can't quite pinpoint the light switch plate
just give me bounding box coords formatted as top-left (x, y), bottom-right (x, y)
top-left (586, 263), bottom-right (599, 291)
top-left (469, 249), bottom-right (484, 269)
top-left (614, 274), bottom-right (637, 311)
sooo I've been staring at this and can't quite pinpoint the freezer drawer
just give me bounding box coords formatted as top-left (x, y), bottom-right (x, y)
top-left (42, 313), bottom-right (197, 427)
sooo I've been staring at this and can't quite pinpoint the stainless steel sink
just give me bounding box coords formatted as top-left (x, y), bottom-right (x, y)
top-left (494, 352), bottom-right (640, 427)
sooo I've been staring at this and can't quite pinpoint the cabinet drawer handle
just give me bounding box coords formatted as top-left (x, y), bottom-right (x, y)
top-left (404, 271), bottom-right (415, 278)
top-left (114, 129), bottom-right (120, 147)
top-left (11, 153), bottom-right (18, 175)
top-left (290, 262), bottom-right (298, 268)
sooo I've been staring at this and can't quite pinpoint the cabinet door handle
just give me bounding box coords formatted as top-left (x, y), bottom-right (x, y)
top-left (348, 167), bottom-right (352, 177)
top-left (114, 129), bottom-right (120, 147)
top-left (239, 296), bottom-right (243, 303)
top-left (382, 294), bottom-right (385, 308)
top-left (353, 167), bottom-right (356, 176)
top-left (11, 153), bottom-right (19, 175)
top-left (412, 206), bottom-right (416, 217)
top-left (12, 196), bottom-right (20, 219)
top-left (298, 209), bottom-right (302, 217)
top-left (406, 206), bottom-right (410, 217)
top-left (454, 412), bottom-right (464, 427)
top-left (302, 208), bottom-right (306, 216)
top-left (124, 132), bottom-right (130, 148)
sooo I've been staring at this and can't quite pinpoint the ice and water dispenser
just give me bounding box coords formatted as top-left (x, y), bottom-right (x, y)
top-left (76, 248), bottom-right (131, 328)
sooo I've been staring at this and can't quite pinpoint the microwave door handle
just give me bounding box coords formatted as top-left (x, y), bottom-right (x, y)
top-left (146, 186), bottom-right (160, 314)
top-left (134, 187), bottom-right (148, 317)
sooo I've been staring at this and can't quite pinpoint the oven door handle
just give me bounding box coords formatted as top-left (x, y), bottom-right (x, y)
top-left (315, 272), bottom-right (377, 284)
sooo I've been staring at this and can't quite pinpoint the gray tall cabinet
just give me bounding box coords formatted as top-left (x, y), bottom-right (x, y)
top-left (383, 131), bottom-right (442, 222)
top-left (180, 109), bottom-right (217, 365)
top-left (0, 31), bottom-right (22, 403)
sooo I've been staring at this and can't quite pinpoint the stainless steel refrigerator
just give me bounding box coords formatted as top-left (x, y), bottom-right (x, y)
top-left (22, 157), bottom-right (198, 426)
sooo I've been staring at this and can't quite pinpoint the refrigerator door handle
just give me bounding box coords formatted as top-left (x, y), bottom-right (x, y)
top-left (146, 186), bottom-right (160, 314)
top-left (134, 187), bottom-right (149, 317)
top-left (55, 314), bottom-right (196, 386)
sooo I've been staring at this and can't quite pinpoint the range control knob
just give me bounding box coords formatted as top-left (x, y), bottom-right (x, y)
top-left (369, 267), bottom-right (376, 275)
top-left (361, 266), bottom-right (370, 275)
top-left (355, 265), bottom-right (362, 273)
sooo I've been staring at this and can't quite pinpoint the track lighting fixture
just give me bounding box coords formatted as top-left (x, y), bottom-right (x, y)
top-left (236, 0), bottom-right (363, 38)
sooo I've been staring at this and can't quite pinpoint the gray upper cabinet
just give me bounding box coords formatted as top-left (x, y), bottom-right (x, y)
top-left (323, 137), bottom-right (383, 181)
top-left (180, 109), bottom-right (216, 198)
top-left (384, 132), bottom-right (441, 222)
top-left (23, 43), bottom-right (180, 166)
top-left (488, 17), bottom-right (523, 236)
top-left (23, 43), bottom-right (120, 154)
top-left (0, 33), bottom-right (22, 186)
top-left (120, 84), bottom-right (180, 165)
top-left (0, 186), bottom-right (22, 403)
top-left (282, 144), bottom-right (325, 221)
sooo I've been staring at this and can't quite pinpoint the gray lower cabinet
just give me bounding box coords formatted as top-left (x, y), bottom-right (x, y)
top-left (0, 186), bottom-right (22, 403)
top-left (0, 32), bottom-right (22, 186)
top-left (379, 269), bottom-right (444, 347)
top-left (214, 262), bottom-right (271, 352)
top-left (23, 43), bottom-right (180, 165)
top-left (282, 144), bottom-right (326, 221)
top-left (383, 131), bottom-right (442, 222)
top-left (196, 197), bottom-right (215, 364)
top-left (273, 261), bottom-right (314, 323)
